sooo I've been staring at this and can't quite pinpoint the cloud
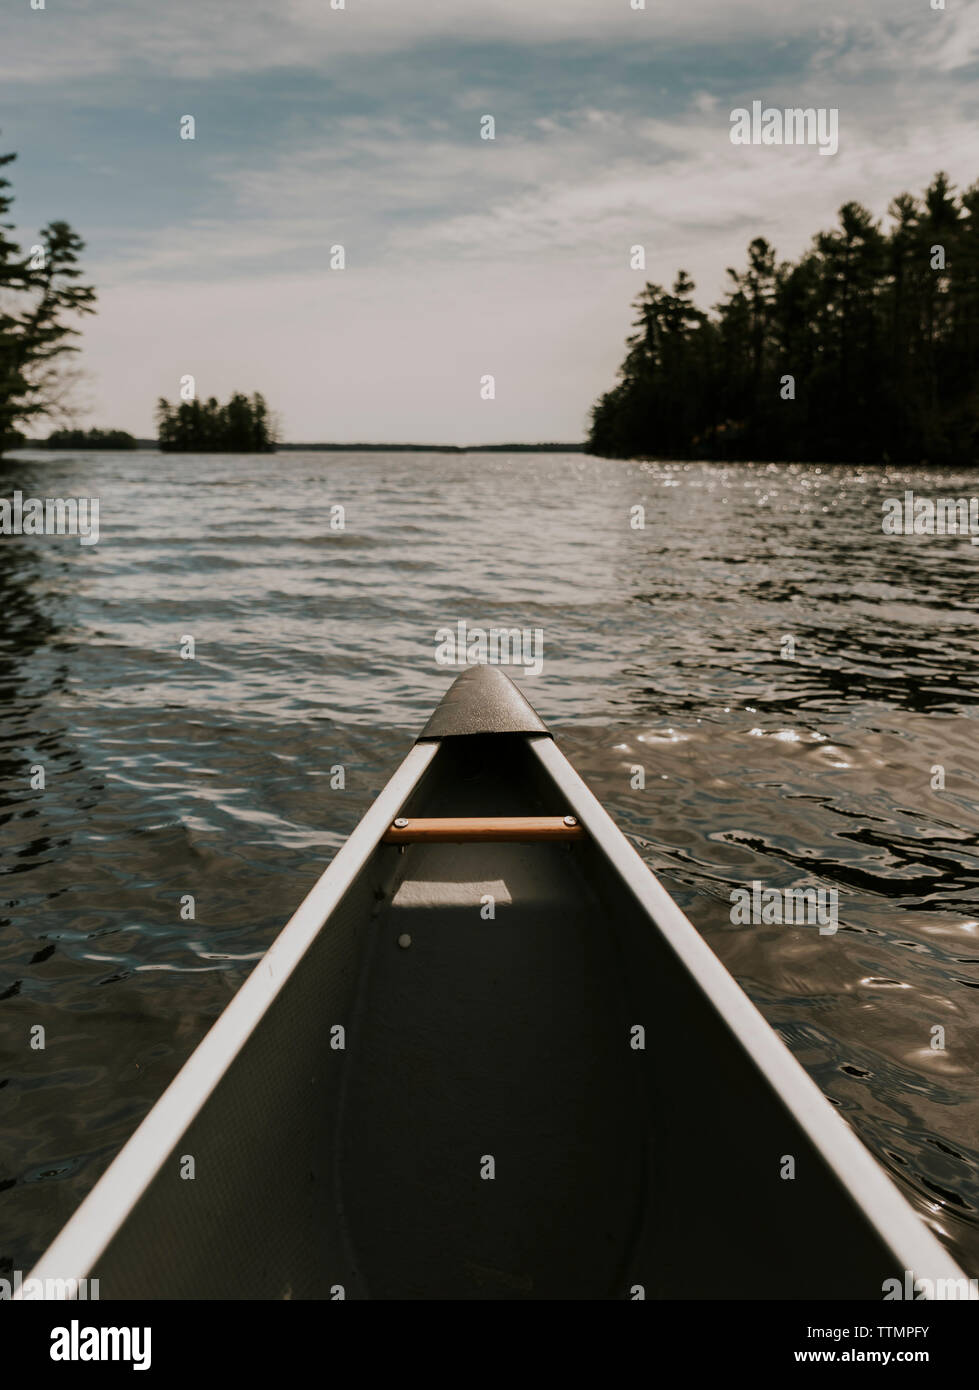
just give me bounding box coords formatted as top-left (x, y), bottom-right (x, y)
top-left (0, 0), bottom-right (964, 84)
top-left (86, 89), bottom-right (977, 287)
top-left (931, 4), bottom-right (979, 71)
top-left (807, 6), bottom-right (978, 79)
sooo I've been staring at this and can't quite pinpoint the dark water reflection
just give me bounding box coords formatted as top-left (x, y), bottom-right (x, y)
top-left (1, 451), bottom-right (978, 1279)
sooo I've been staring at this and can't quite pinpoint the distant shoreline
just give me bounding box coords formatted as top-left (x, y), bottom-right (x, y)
top-left (11, 441), bottom-right (586, 454)
top-left (276, 442), bottom-right (587, 453)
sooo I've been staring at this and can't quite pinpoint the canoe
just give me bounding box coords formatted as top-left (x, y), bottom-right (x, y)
top-left (23, 667), bottom-right (974, 1300)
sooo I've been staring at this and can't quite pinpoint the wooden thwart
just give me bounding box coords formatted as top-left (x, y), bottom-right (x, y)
top-left (382, 815), bottom-right (584, 844)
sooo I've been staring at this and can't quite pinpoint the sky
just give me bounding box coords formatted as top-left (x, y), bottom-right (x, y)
top-left (1, 0), bottom-right (977, 444)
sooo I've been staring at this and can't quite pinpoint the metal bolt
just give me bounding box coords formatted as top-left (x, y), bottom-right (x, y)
top-left (564, 815), bottom-right (578, 827)
top-left (394, 817), bottom-right (409, 828)
top-left (398, 933), bottom-right (412, 949)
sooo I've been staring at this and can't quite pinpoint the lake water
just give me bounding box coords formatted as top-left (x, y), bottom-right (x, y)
top-left (2, 449), bottom-right (978, 1278)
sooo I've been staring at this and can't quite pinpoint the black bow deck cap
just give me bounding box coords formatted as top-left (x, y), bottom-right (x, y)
top-left (417, 665), bottom-right (551, 740)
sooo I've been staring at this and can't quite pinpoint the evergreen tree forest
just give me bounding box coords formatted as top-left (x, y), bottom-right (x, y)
top-left (587, 173), bottom-right (979, 465)
top-left (156, 392), bottom-right (278, 452)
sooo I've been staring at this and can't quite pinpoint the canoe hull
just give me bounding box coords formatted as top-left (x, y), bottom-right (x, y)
top-left (22, 682), bottom-right (974, 1300)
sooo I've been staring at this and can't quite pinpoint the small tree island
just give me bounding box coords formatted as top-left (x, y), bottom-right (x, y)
top-left (156, 392), bottom-right (278, 453)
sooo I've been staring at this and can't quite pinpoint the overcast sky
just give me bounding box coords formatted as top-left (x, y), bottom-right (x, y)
top-left (2, 0), bottom-right (976, 443)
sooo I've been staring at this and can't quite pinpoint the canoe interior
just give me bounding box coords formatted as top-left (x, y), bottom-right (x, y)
top-left (86, 734), bottom-right (906, 1299)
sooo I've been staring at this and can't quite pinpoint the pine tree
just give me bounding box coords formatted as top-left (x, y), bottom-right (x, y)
top-left (0, 136), bottom-right (96, 457)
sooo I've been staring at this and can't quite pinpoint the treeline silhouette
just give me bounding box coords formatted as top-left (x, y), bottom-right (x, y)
top-left (0, 136), bottom-right (96, 458)
top-left (45, 427), bottom-right (137, 449)
top-left (156, 391), bottom-right (277, 452)
top-left (588, 173), bottom-right (979, 464)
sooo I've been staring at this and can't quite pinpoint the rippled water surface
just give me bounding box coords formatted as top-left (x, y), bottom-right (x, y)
top-left (2, 450), bottom-right (978, 1277)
